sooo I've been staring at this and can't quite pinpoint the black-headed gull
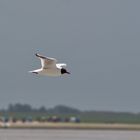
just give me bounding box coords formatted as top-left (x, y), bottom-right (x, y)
top-left (29, 53), bottom-right (70, 76)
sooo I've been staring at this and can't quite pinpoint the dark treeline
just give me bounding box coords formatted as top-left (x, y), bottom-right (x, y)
top-left (1, 103), bottom-right (140, 123)
top-left (4, 103), bottom-right (80, 114)
top-left (1, 103), bottom-right (140, 115)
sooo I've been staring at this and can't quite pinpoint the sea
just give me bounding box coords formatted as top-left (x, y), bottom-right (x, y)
top-left (0, 129), bottom-right (140, 140)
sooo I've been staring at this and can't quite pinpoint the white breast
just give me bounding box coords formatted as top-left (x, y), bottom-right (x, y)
top-left (39, 68), bottom-right (61, 76)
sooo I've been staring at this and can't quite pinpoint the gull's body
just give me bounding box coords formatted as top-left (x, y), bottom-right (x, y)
top-left (29, 53), bottom-right (70, 76)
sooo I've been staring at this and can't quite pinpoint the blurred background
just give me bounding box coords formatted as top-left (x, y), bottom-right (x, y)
top-left (0, 0), bottom-right (140, 114)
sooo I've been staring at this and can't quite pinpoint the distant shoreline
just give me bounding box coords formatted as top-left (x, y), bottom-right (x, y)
top-left (1, 122), bottom-right (140, 130)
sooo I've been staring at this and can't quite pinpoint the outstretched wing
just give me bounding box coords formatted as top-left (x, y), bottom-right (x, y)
top-left (35, 53), bottom-right (57, 68)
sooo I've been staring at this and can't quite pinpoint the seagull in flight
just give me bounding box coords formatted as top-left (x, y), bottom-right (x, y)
top-left (29, 53), bottom-right (70, 76)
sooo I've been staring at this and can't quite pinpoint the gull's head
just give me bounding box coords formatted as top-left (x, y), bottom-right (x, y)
top-left (61, 68), bottom-right (70, 75)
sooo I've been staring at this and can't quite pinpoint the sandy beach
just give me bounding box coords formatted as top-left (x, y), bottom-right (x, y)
top-left (1, 121), bottom-right (140, 130)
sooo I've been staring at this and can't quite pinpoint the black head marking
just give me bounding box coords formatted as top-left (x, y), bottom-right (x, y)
top-left (61, 68), bottom-right (67, 74)
top-left (61, 68), bottom-right (70, 74)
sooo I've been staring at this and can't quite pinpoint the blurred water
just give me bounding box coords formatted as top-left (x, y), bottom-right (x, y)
top-left (0, 129), bottom-right (140, 140)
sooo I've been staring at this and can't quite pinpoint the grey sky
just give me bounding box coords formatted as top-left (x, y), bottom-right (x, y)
top-left (0, 0), bottom-right (140, 112)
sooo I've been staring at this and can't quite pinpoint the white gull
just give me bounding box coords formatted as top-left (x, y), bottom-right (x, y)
top-left (29, 53), bottom-right (70, 76)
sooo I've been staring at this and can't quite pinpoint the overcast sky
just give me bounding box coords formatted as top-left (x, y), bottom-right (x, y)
top-left (0, 0), bottom-right (140, 112)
